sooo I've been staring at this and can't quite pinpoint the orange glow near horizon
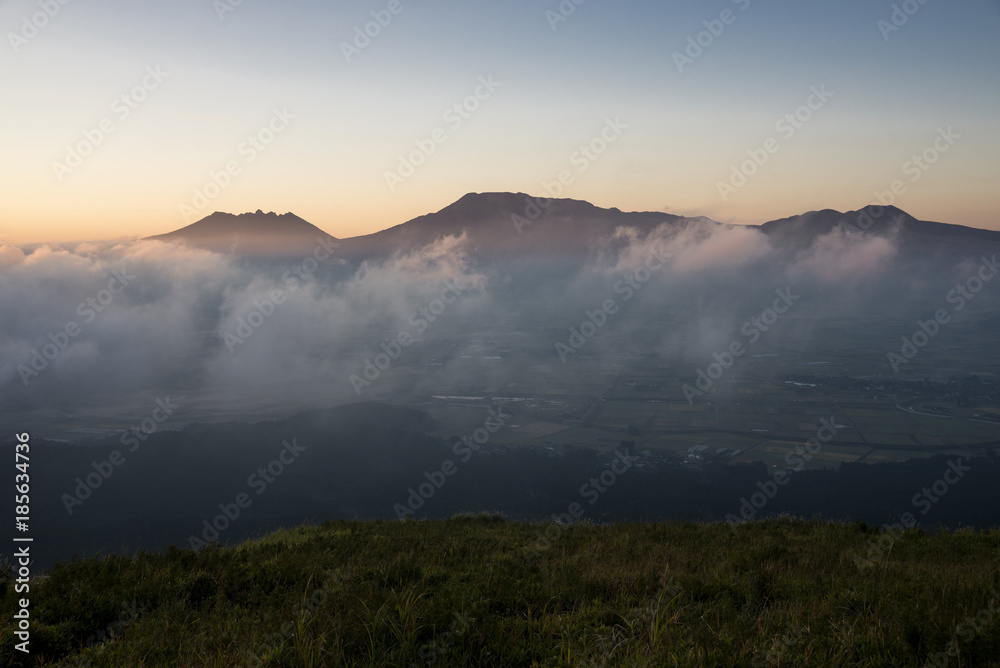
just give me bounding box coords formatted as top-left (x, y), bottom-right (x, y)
top-left (3, 186), bottom-right (997, 246)
top-left (2, 1), bottom-right (997, 245)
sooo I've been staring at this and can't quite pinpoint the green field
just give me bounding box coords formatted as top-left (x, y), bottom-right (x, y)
top-left (395, 312), bottom-right (999, 473)
top-left (5, 518), bottom-right (999, 667)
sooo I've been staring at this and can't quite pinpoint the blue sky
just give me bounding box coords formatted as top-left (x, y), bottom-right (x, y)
top-left (2, 0), bottom-right (998, 241)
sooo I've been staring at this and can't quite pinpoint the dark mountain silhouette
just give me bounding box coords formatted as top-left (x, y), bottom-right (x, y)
top-left (146, 210), bottom-right (336, 257)
top-left (147, 194), bottom-right (1000, 262)
top-left (759, 205), bottom-right (1000, 254)
top-left (334, 192), bottom-right (693, 261)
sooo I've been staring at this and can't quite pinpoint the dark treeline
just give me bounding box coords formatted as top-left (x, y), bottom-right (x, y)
top-left (5, 403), bottom-right (999, 570)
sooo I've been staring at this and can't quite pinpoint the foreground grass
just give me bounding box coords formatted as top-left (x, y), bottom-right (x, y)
top-left (3, 518), bottom-right (999, 667)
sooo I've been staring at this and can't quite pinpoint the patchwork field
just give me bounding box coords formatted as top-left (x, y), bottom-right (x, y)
top-left (406, 314), bottom-right (999, 471)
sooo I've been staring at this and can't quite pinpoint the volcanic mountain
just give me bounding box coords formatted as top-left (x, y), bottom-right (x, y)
top-left (145, 210), bottom-right (335, 258)
top-left (333, 192), bottom-right (701, 261)
top-left (759, 205), bottom-right (1000, 254)
top-left (148, 194), bottom-right (1000, 263)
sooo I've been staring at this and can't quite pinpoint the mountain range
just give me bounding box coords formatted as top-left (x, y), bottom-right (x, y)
top-left (146, 193), bottom-right (1000, 262)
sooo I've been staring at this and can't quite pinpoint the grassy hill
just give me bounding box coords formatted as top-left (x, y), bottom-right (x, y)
top-left (3, 517), bottom-right (999, 667)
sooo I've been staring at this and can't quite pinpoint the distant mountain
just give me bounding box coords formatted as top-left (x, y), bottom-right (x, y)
top-left (338, 194), bottom-right (1000, 263)
top-left (335, 192), bottom-right (693, 261)
top-left (759, 205), bottom-right (1000, 255)
top-left (147, 195), bottom-right (1000, 263)
top-left (146, 210), bottom-right (336, 258)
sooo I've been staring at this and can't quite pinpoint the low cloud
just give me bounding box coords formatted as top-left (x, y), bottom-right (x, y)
top-left (0, 235), bottom-right (489, 414)
top-left (789, 227), bottom-right (898, 285)
top-left (0, 217), bottom-right (974, 424)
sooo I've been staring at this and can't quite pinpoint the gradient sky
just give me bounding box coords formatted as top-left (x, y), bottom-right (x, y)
top-left (2, 0), bottom-right (998, 243)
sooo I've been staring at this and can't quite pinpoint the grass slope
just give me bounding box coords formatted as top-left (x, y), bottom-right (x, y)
top-left (3, 518), bottom-right (999, 667)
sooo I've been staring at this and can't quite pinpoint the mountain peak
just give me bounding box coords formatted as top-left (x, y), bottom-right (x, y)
top-left (146, 210), bottom-right (335, 258)
top-left (856, 204), bottom-right (915, 222)
top-left (437, 191), bottom-right (612, 222)
top-left (203, 209), bottom-right (302, 221)
top-left (758, 204), bottom-right (999, 251)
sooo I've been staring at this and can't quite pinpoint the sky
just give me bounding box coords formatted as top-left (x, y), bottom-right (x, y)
top-left (2, 0), bottom-right (998, 243)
